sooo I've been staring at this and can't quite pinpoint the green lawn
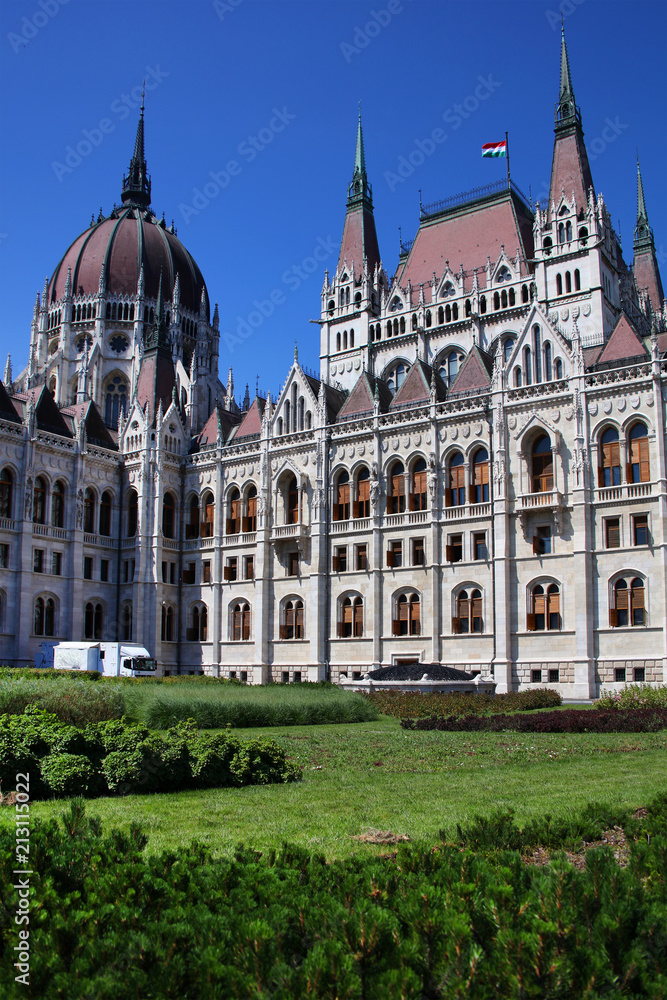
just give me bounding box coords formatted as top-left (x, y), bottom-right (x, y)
top-left (8, 716), bottom-right (666, 859)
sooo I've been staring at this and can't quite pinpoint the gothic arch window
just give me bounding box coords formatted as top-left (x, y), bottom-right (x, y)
top-left (524, 346), bottom-right (532, 385)
top-left (527, 583), bottom-right (561, 631)
top-left (446, 451), bottom-right (465, 507)
top-left (471, 448), bottom-right (489, 503)
top-left (387, 461), bottom-right (405, 514)
top-left (161, 603), bottom-right (175, 642)
top-left (425, 310), bottom-right (432, 328)
top-left (338, 595), bottom-right (363, 638)
top-left (385, 362), bottom-right (409, 394)
top-left (411, 314), bottom-right (418, 331)
top-left (574, 269), bottom-right (581, 291)
top-left (503, 337), bottom-right (515, 364)
top-left (452, 588), bottom-right (483, 634)
top-left (126, 489), bottom-right (138, 538)
top-left (121, 601), bottom-right (133, 642)
top-left (162, 492), bottom-right (176, 539)
top-left (1, 470), bottom-right (15, 519)
top-left (334, 471), bottom-right (350, 521)
top-left (328, 299), bottom-right (335, 315)
top-left (493, 292), bottom-right (500, 310)
top-left (343, 330), bottom-right (347, 350)
top-left (33, 476), bottom-right (47, 525)
top-left (480, 295), bottom-right (486, 314)
top-left (84, 601), bottom-right (104, 640)
top-left (514, 366), bottom-right (522, 387)
top-left (501, 290), bottom-right (508, 309)
top-left (52, 480), bottom-right (66, 528)
top-left (438, 306), bottom-right (444, 324)
top-left (543, 237), bottom-right (552, 256)
top-left (298, 396), bottom-right (305, 431)
top-left (496, 267), bottom-right (511, 283)
top-left (355, 466), bottom-right (370, 518)
top-left (558, 222), bottom-right (565, 244)
top-left (445, 304), bottom-right (452, 322)
top-left (245, 485), bottom-right (258, 532)
top-left (410, 458), bottom-right (427, 511)
top-left (104, 375), bottom-right (128, 429)
top-left (628, 422), bottom-right (650, 483)
top-left (465, 299), bottom-right (472, 316)
top-left (566, 221), bottom-right (572, 242)
top-left (565, 271), bottom-right (572, 294)
top-left (508, 288), bottom-right (515, 307)
top-left (599, 427), bottom-right (621, 487)
top-left (281, 598), bottom-right (304, 639)
top-left (285, 476), bottom-right (299, 524)
top-left (201, 491), bottom-right (215, 537)
top-left (610, 576), bottom-right (645, 628)
top-left (533, 326), bottom-right (542, 383)
top-left (231, 602), bottom-right (251, 641)
top-left (227, 487), bottom-right (241, 534)
top-left (521, 284), bottom-right (529, 303)
top-left (185, 493), bottom-right (200, 539)
top-left (34, 595), bottom-right (57, 637)
top-left (393, 592), bottom-right (420, 636)
top-left (556, 273), bottom-right (563, 296)
top-left (544, 341), bottom-right (553, 381)
top-left (531, 435), bottom-right (553, 493)
top-left (437, 349), bottom-right (464, 388)
top-left (555, 358), bottom-right (563, 379)
top-left (84, 488), bottom-right (96, 534)
top-left (188, 603), bottom-right (208, 641)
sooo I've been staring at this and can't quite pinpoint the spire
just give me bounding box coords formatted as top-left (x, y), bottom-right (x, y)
top-left (336, 110), bottom-right (381, 277)
top-left (121, 83), bottom-right (151, 209)
top-left (354, 109), bottom-right (366, 180)
top-left (632, 156), bottom-right (665, 315)
top-left (634, 154), bottom-right (653, 253)
top-left (558, 20), bottom-right (575, 110)
top-left (346, 109), bottom-right (372, 211)
top-left (4, 355), bottom-right (12, 387)
top-left (145, 270), bottom-right (170, 351)
top-left (548, 24), bottom-right (594, 214)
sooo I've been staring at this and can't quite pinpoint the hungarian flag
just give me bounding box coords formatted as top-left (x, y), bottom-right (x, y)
top-left (482, 140), bottom-right (507, 158)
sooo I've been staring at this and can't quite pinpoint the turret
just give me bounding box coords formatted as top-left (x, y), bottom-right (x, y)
top-left (121, 85), bottom-right (151, 209)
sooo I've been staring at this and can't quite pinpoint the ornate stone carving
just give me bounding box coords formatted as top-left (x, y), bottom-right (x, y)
top-left (75, 487), bottom-right (83, 529)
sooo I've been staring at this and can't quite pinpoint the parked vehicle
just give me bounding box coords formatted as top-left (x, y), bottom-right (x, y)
top-left (51, 642), bottom-right (157, 677)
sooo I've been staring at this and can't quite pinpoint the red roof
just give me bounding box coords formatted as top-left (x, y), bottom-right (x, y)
top-left (390, 360), bottom-right (447, 407)
top-left (449, 345), bottom-right (492, 394)
top-left (337, 205), bottom-right (381, 277)
top-left (634, 249), bottom-right (665, 316)
top-left (234, 397), bottom-right (265, 439)
top-left (548, 130), bottom-right (594, 215)
top-left (595, 314), bottom-right (648, 365)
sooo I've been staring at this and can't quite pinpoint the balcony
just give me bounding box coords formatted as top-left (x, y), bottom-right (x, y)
top-left (83, 532), bottom-right (115, 548)
top-left (595, 482), bottom-right (652, 503)
top-left (271, 522), bottom-right (308, 543)
top-left (224, 531), bottom-right (257, 547)
top-left (519, 490), bottom-right (563, 511)
top-left (34, 523), bottom-right (70, 541)
top-left (0, 517), bottom-right (15, 532)
top-left (331, 517), bottom-right (371, 535)
top-left (442, 503), bottom-right (492, 521)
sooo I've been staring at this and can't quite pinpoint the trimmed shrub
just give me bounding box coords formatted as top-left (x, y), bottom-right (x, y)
top-left (596, 683), bottom-right (667, 711)
top-left (401, 706), bottom-right (667, 732)
top-left (41, 753), bottom-right (100, 797)
top-left (365, 687), bottom-right (562, 719)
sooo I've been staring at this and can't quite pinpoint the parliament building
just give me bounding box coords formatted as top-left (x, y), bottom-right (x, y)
top-left (0, 29), bottom-right (665, 696)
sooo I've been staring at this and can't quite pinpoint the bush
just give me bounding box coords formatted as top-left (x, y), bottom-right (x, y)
top-left (365, 687), bottom-right (562, 719)
top-left (0, 667), bottom-right (102, 680)
top-left (40, 753), bottom-right (100, 797)
top-left (596, 683), bottom-right (667, 711)
top-left (401, 706), bottom-right (667, 732)
top-left (0, 677), bottom-right (124, 724)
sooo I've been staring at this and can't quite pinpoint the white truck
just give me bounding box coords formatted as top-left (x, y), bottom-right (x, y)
top-left (52, 642), bottom-right (157, 677)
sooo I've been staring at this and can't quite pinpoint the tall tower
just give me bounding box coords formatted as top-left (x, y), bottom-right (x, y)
top-left (633, 156), bottom-right (665, 327)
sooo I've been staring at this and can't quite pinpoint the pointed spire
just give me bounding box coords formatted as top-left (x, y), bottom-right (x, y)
top-left (633, 155), bottom-right (665, 313)
top-left (346, 108), bottom-right (373, 212)
top-left (634, 154), bottom-right (654, 253)
top-left (559, 20), bottom-right (574, 105)
top-left (554, 20), bottom-right (581, 132)
top-left (121, 83), bottom-right (151, 209)
top-left (294, 341), bottom-right (299, 363)
top-left (173, 272), bottom-right (181, 307)
top-left (212, 303), bottom-right (219, 331)
top-left (354, 108), bottom-right (366, 178)
top-left (243, 384), bottom-right (250, 411)
top-left (33, 293), bottom-right (40, 322)
top-left (42, 277), bottom-right (49, 311)
top-left (549, 23), bottom-right (593, 213)
top-left (4, 355), bottom-right (12, 387)
top-left (226, 366), bottom-right (234, 406)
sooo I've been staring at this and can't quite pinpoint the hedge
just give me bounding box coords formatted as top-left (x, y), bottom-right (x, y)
top-left (401, 706), bottom-right (667, 732)
top-left (0, 708), bottom-right (300, 800)
top-left (365, 687), bottom-right (562, 719)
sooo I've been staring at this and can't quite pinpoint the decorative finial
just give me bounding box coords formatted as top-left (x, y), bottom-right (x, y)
top-left (294, 341), bottom-right (298, 362)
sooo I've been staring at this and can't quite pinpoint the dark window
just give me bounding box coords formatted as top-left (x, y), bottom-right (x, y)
top-left (532, 436), bottom-right (553, 493)
top-left (224, 558), bottom-right (237, 582)
top-left (333, 546), bottom-right (347, 573)
top-left (600, 428), bottom-right (620, 487)
top-left (99, 491), bottom-right (112, 536)
top-left (100, 559), bottom-right (109, 582)
top-left (231, 603), bottom-right (251, 641)
top-left (531, 669), bottom-right (542, 683)
top-left (339, 596), bottom-right (363, 638)
top-left (84, 489), bottom-right (96, 534)
top-left (533, 526), bottom-right (552, 555)
top-left (447, 452), bottom-right (465, 507)
top-left (183, 562), bottom-right (195, 585)
top-left (244, 556), bottom-right (254, 580)
top-left (34, 596), bottom-right (55, 636)
top-left (0, 544), bottom-right (9, 568)
top-left (473, 533), bottom-right (487, 560)
top-left (33, 549), bottom-right (44, 573)
top-left (245, 487), bottom-right (258, 532)
top-left (528, 584), bottom-right (561, 631)
top-left (605, 518), bottom-right (620, 549)
top-left (471, 448), bottom-right (489, 504)
top-left (51, 552), bottom-right (62, 576)
top-left (0, 469), bottom-right (13, 519)
top-left (548, 668), bottom-right (560, 684)
top-left (393, 593), bottom-right (420, 636)
top-left (227, 489), bottom-right (241, 534)
top-left (387, 462), bottom-right (405, 514)
top-left (412, 538), bottom-right (425, 566)
top-left (282, 600), bottom-right (304, 640)
top-left (121, 603), bottom-right (132, 641)
top-left (288, 551), bottom-right (299, 577)
top-left (162, 493), bottom-right (175, 539)
top-left (203, 561), bottom-right (211, 584)
top-left (334, 472), bottom-right (350, 521)
top-left (84, 601), bottom-right (103, 640)
top-left (52, 481), bottom-right (66, 528)
top-left (186, 495), bottom-right (200, 539)
top-left (83, 556), bottom-right (93, 580)
top-left (446, 534), bottom-right (463, 563)
top-left (633, 514), bottom-right (648, 546)
top-left (615, 668), bottom-right (626, 683)
top-left (628, 423), bottom-right (650, 483)
top-left (161, 605), bottom-right (174, 642)
top-left (634, 667), bottom-right (645, 682)
top-left (126, 490), bottom-right (138, 537)
top-left (286, 477), bottom-right (298, 524)
top-left (387, 541), bottom-right (402, 568)
top-left (201, 493), bottom-right (215, 537)
top-left (410, 459), bottom-right (428, 511)
top-left (356, 544), bottom-right (368, 571)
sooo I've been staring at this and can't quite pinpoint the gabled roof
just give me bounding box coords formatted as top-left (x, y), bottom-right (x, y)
top-left (0, 381), bottom-right (21, 423)
top-left (301, 374), bottom-right (347, 423)
top-left (390, 360), bottom-right (447, 408)
top-left (233, 396), bottom-right (266, 439)
top-left (134, 348), bottom-right (176, 425)
top-left (196, 404), bottom-right (242, 449)
top-left (61, 400), bottom-right (117, 449)
top-left (595, 314), bottom-right (649, 366)
top-left (18, 386), bottom-right (73, 438)
top-left (448, 345), bottom-right (493, 395)
top-left (336, 371), bottom-right (392, 419)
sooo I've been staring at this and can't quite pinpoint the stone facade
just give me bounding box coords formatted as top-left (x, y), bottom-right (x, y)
top-left (0, 29), bottom-right (665, 697)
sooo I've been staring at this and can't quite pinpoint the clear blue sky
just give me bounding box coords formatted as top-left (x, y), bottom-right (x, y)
top-left (1, 0), bottom-right (665, 402)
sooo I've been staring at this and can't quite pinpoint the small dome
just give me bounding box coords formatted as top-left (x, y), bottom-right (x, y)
top-left (47, 207), bottom-right (209, 320)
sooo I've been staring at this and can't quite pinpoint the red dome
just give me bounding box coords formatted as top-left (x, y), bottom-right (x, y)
top-left (47, 206), bottom-right (209, 320)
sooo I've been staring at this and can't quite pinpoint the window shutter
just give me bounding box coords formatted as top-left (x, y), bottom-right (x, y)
top-left (333, 503), bottom-right (340, 521)
top-left (279, 624), bottom-right (288, 640)
top-left (233, 613), bottom-right (241, 642)
top-left (607, 521), bottom-right (620, 548)
top-left (451, 616), bottom-right (461, 634)
top-left (332, 556), bottom-right (339, 572)
top-left (639, 438), bottom-right (650, 483)
top-left (295, 607), bottom-right (304, 638)
top-left (223, 567), bottom-right (232, 581)
top-left (458, 598), bottom-right (470, 622)
top-left (468, 485), bottom-right (476, 504)
top-left (615, 589), bottom-right (628, 611)
top-left (626, 463), bottom-right (633, 485)
top-left (242, 517), bottom-right (251, 532)
top-left (445, 544), bottom-right (453, 562)
top-left (386, 497), bottom-right (393, 515)
top-left (392, 619), bottom-right (401, 636)
top-left (472, 597), bottom-right (483, 620)
top-left (445, 488), bottom-right (453, 507)
top-left (534, 594), bottom-right (546, 616)
top-left (532, 535), bottom-right (539, 555)
top-left (399, 601), bottom-right (409, 623)
top-left (337, 621), bottom-right (345, 638)
top-left (354, 603), bottom-right (363, 636)
top-left (352, 501), bottom-right (360, 519)
top-left (526, 613), bottom-right (536, 631)
top-left (408, 492), bottom-right (415, 511)
top-left (186, 627), bottom-right (196, 641)
top-left (609, 608), bottom-right (618, 628)
top-left (598, 467), bottom-right (604, 488)
top-left (242, 612), bottom-right (250, 641)
top-left (386, 549), bottom-right (394, 567)
top-left (226, 518), bottom-right (233, 535)
top-left (631, 586), bottom-right (644, 611)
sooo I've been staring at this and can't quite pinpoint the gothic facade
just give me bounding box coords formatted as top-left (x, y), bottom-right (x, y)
top-left (0, 30), bottom-right (665, 696)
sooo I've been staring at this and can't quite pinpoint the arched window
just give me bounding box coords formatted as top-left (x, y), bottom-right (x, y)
top-left (527, 583), bottom-right (561, 631)
top-left (386, 363), bottom-right (409, 394)
top-left (425, 310), bottom-right (432, 328)
top-left (521, 284), bottom-right (529, 303)
top-left (410, 458), bottom-right (427, 511)
top-left (245, 486), bottom-right (258, 532)
top-left (524, 346), bottom-right (532, 385)
top-left (471, 448), bottom-right (489, 503)
top-left (231, 602), bottom-right (251, 641)
top-left (599, 427), bottom-right (621, 487)
top-left (533, 326), bottom-right (542, 383)
top-left (555, 358), bottom-right (563, 379)
top-left (0, 469), bottom-right (13, 519)
top-left (446, 452), bottom-right (465, 507)
top-left (161, 604), bottom-right (174, 642)
top-left (338, 596), bottom-right (363, 638)
top-left (187, 604), bottom-right (208, 642)
top-left (574, 269), bottom-right (581, 291)
top-left (544, 342), bottom-right (553, 382)
top-left (393, 593), bottom-right (420, 636)
top-left (531, 436), bottom-right (553, 493)
top-left (162, 493), bottom-right (176, 539)
top-left (355, 467), bottom-right (370, 519)
top-left (121, 602), bottom-right (133, 641)
top-left (104, 375), bottom-right (128, 429)
top-left (514, 366), bottom-right (522, 387)
top-left (387, 462), bottom-right (405, 515)
top-left (227, 487), bottom-right (241, 534)
top-left (556, 274), bottom-right (563, 296)
top-left (480, 296), bottom-right (486, 314)
top-left (84, 488), bottom-right (96, 534)
top-left (452, 589), bottom-right (483, 633)
top-left (543, 237), bottom-right (552, 256)
top-left (286, 477), bottom-right (299, 524)
top-left (508, 288), bottom-right (515, 307)
top-left (558, 222), bottom-right (565, 244)
top-left (186, 494), bottom-right (200, 539)
top-left (501, 290), bottom-right (508, 309)
top-left (465, 299), bottom-right (472, 316)
top-left (34, 596), bottom-right (56, 637)
top-left (33, 476), bottom-right (47, 525)
top-left (336, 332), bottom-right (341, 351)
top-left (99, 491), bottom-right (112, 536)
top-left (503, 338), bottom-right (515, 363)
top-left (334, 471), bottom-right (350, 521)
top-left (565, 271), bottom-right (571, 294)
top-left (566, 221), bottom-right (572, 242)
top-left (202, 491), bottom-right (215, 537)
top-left (437, 350), bottom-right (462, 387)
top-left (52, 480), bottom-right (66, 528)
top-left (126, 489), bottom-right (138, 538)
top-left (438, 306), bottom-right (444, 324)
top-left (281, 599), bottom-right (304, 639)
top-left (343, 330), bottom-right (347, 351)
top-left (610, 577), bottom-right (645, 628)
top-left (628, 423), bottom-right (649, 483)
top-left (445, 304), bottom-right (452, 322)
top-left (493, 292), bottom-right (500, 310)
top-left (84, 601), bottom-right (103, 640)
top-left (411, 314), bottom-right (418, 331)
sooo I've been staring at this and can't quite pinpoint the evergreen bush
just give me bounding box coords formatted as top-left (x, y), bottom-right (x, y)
top-left (40, 753), bottom-right (99, 797)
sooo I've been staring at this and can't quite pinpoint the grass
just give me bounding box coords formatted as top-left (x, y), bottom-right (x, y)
top-left (8, 716), bottom-right (665, 859)
top-left (122, 681), bottom-right (378, 728)
top-left (0, 676), bottom-right (124, 724)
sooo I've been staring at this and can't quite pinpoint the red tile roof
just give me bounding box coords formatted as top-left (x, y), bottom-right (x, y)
top-left (548, 131), bottom-right (595, 214)
top-left (595, 314), bottom-right (648, 365)
top-left (390, 360), bottom-right (447, 407)
top-left (634, 249), bottom-right (665, 317)
top-left (449, 345), bottom-right (492, 395)
top-left (337, 206), bottom-right (381, 277)
top-left (234, 397), bottom-right (265, 439)
top-left (336, 372), bottom-right (392, 419)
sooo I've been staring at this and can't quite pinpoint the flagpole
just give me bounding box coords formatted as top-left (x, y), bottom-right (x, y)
top-left (505, 131), bottom-right (510, 186)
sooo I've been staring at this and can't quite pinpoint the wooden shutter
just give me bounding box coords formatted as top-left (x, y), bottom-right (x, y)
top-left (451, 616), bottom-right (461, 634)
top-left (606, 521), bottom-right (620, 548)
top-left (392, 619), bottom-right (401, 636)
top-left (226, 518), bottom-right (234, 535)
top-left (399, 601), bottom-right (409, 625)
top-left (279, 624), bottom-right (288, 640)
top-left (411, 601), bottom-right (420, 635)
top-left (534, 594), bottom-right (546, 617)
top-left (242, 611), bottom-right (250, 641)
top-left (337, 621), bottom-right (345, 638)
top-left (445, 544), bottom-right (453, 562)
top-left (445, 488), bottom-right (453, 508)
top-left (333, 502), bottom-right (340, 521)
top-left (598, 467), bottom-right (604, 488)
top-left (295, 606), bottom-right (304, 638)
top-left (233, 611), bottom-right (241, 641)
top-left (386, 549), bottom-right (394, 567)
top-left (631, 437), bottom-right (650, 483)
top-left (615, 589), bottom-right (628, 611)
top-left (526, 613), bottom-right (536, 631)
top-left (609, 608), bottom-right (618, 627)
top-left (223, 567), bottom-right (232, 581)
top-left (468, 485), bottom-right (476, 504)
top-left (332, 556), bottom-right (339, 572)
top-left (352, 501), bottom-right (360, 519)
top-left (386, 496), bottom-right (393, 515)
top-left (471, 597), bottom-right (483, 620)
top-left (242, 517), bottom-right (251, 532)
top-left (532, 535), bottom-right (539, 554)
top-left (408, 491), bottom-right (415, 511)
top-left (458, 597), bottom-right (470, 624)
top-left (354, 602), bottom-right (363, 636)
top-left (631, 585), bottom-right (644, 623)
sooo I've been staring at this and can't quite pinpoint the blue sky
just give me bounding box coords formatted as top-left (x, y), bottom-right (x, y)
top-left (1, 0), bottom-right (665, 402)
